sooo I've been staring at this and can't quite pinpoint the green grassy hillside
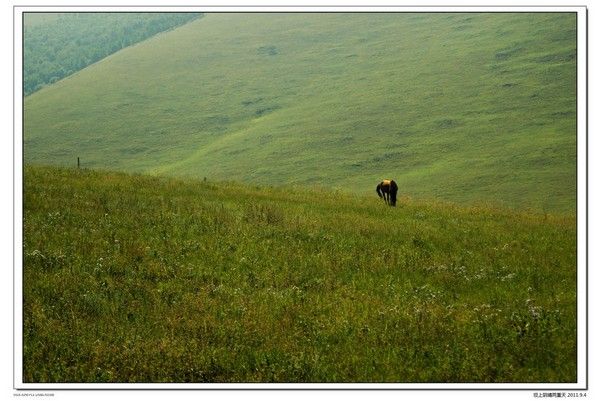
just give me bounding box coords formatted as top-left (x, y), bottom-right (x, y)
top-left (24, 13), bottom-right (577, 212)
top-left (24, 165), bottom-right (576, 383)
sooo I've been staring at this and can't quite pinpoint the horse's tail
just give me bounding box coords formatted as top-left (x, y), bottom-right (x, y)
top-left (390, 180), bottom-right (398, 206)
top-left (376, 183), bottom-right (383, 198)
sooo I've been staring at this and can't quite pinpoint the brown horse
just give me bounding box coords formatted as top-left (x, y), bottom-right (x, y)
top-left (376, 179), bottom-right (398, 206)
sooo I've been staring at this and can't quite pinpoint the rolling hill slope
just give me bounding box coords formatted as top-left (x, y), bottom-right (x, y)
top-left (23, 12), bottom-right (577, 212)
top-left (23, 165), bottom-right (576, 382)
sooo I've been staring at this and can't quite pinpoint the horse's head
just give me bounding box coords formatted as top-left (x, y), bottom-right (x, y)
top-left (390, 180), bottom-right (398, 206)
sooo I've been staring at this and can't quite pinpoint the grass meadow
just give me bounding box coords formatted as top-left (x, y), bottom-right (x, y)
top-left (23, 165), bottom-right (576, 383)
top-left (24, 13), bottom-right (577, 212)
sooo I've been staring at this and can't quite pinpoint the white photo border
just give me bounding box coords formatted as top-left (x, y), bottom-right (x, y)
top-left (13, 4), bottom-right (588, 391)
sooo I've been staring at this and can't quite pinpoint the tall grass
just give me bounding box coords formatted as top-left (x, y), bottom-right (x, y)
top-left (23, 165), bottom-right (576, 383)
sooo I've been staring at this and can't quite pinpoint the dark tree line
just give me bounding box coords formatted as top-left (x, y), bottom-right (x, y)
top-left (24, 13), bottom-right (202, 96)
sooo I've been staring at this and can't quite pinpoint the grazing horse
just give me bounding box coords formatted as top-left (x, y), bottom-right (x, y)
top-left (376, 179), bottom-right (398, 206)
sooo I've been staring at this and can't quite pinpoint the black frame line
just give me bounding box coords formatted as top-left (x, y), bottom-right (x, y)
top-left (13, 5), bottom-right (590, 8)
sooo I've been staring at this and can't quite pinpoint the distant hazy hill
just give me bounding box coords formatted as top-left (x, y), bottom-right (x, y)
top-left (24, 13), bottom-right (577, 212)
top-left (24, 12), bottom-right (202, 95)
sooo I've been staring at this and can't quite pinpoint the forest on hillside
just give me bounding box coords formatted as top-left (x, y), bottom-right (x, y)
top-left (24, 12), bottom-right (202, 95)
